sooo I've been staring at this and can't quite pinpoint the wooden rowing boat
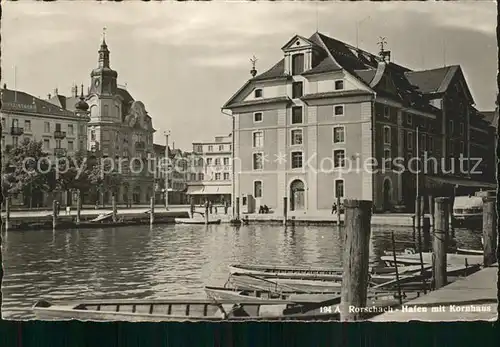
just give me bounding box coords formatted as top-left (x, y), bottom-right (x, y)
top-left (380, 253), bottom-right (483, 267)
top-left (455, 248), bottom-right (483, 256)
top-left (175, 218), bottom-right (221, 225)
top-left (32, 299), bottom-right (338, 321)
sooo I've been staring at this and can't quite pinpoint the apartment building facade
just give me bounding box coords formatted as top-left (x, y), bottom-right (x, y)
top-left (223, 32), bottom-right (496, 214)
top-left (153, 144), bottom-right (189, 205)
top-left (47, 38), bottom-right (157, 206)
top-left (1, 85), bottom-right (90, 206)
top-left (186, 135), bottom-right (232, 205)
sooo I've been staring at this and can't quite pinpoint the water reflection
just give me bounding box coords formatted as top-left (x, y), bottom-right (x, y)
top-left (1, 224), bottom-right (480, 319)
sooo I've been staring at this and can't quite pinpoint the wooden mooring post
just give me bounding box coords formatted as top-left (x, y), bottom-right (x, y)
top-left (5, 196), bottom-right (10, 231)
top-left (283, 197), bottom-right (288, 226)
top-left (52, 200), bottom-right (58, 230)
top-left (340, 199), bottom-right (372, 322)
top-left (235, 197), bottom-right (240, 220)
top-left (112, 194), bottom-right (117, 223)
top-left (433, 197), bottom-right (449, 289)
top-left (482, 196), bottom-right (497, 267)
top-left (336, 195), bottom-right (341, 227)
top-left (205, 204), bottom-right (209, 225)
top-left (150, 196), bottom-right (155, 226)
top-left (76, 190), bottom-right (81, 224)
top-left (415, 196), bottom-right (427, 294)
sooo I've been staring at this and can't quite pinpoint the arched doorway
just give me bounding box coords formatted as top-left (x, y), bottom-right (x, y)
top-left (383, 178), bottom-right (392, 212)
top-left (289, 179), bottom-right (305, 211)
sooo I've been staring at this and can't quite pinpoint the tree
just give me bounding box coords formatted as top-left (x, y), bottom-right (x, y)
top-left (86, 156), bottom-right (123, 206)
top-left (3, 138), bottom-right (51, 207)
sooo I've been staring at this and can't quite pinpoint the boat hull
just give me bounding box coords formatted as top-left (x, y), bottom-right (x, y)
top-left (175, 218), bottom-right (221, 225)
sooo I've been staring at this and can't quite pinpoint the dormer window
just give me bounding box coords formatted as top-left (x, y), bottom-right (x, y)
top-left (334, 80), bottom-right (344, 90)
top-left (254, 89), bottom-right (263, 98)
top-left (291, 53), bottom-right (305, 75)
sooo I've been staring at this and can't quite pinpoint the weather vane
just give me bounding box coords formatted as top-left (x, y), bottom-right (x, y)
top-left (377, 36), bottom-right (387, 53)
top-left (250, 55), bottom-right (258, 69)
top-left (103, 27), bottom-right (107, 41)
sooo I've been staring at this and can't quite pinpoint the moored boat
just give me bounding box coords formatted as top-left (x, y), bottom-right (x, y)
top-left (175, 218), bottom-right (221, 225)
top-left (454, 248), bottom-right (483, 256)
top-left (380, 252), bottom-right (483, 267)
top-left (32, 299), bottom-right (338, 321)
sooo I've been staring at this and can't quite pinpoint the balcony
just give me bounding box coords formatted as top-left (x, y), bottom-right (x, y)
top-left (135, 141), bottom-right (146, 151)
top-left (54, 148), bottom-right (67, 157)
top-left (10, 127), bottom-right (24, 136)
top-left (54, 131), bottom-right (66, 139)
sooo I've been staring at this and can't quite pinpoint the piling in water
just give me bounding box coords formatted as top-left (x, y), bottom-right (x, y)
top-left (433, 197), bottom-right (449, 289)
top-left (52, 200), bottom-right (57, 229)
top-left (112, 194), bottom-right (117, 223)
top-left (76, 190), bottom-right (81, 224)
top-left (150, 197), bottom-right (155, 226)
top-left (283, 197), bottom-right (288, 226)
top-left (336, 195), bottom-right (341, 227)
top-left (340, 199), bottom-right (372, 322)
top-left (5, 196), bottom-right (10, 230)
top-left (205, 205), bottom-right (209, 225)
top-left (235, 197), bottom-right (240, 220)
top-left (415, 196), bottom-right (427, 294)
top-left (482, 196), bottom-right (497, 267)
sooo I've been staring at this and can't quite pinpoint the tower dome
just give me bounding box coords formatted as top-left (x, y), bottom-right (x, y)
top-left (75, 85), bottom-right (89, 111)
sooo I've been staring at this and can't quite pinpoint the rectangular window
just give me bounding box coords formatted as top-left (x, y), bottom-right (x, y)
top-left (335, 179), bottom-right (344, 198)
top-left (215, 158), bottom-right (221, 165)
top-left (223, 173), bottom-right (230, 180)
top-left (1, 136), bottom-right (5, 148)
top-left (254, 181), bottom-right (262, 198)
top-left (449, 120), bottom-right (454, 134)
top-left (68, 124), bottom-right (74, 135)
top-left (1, 118), bottom-right (5, 129)
top-left (219, 145), bottom-right (224, 151)
top-left (383, 126), bottom-right (391, 145)
top-left (291, 151), bottom-right (303, 169)
top-left (292, 106), bottom-right (303, 124)
top-left (291, 53), bottom-right (304, 75)
top-left (291, 129), bottom-right (303, 145)
top-left (428, 136), bottom-right (433, 152)
top-left (254, 112), bottom-right (263, 122)
top-left (190, 173), bottom-right (196, 181)
top-left (206, 158), bottom-right (212, 165)
top-left (215, 173), bottom-right (221, 180)
top-left (420, 133), bottom-right (425, 151)
top-left (334, 80), bottom-right (344, 90)
top-left (91, 130), bottom-right (96, 141)
top-left (407, 131), bottom-right (413, 150)
top-left (253, 131), bottom-right (264, 148)
top-left (24, 120), bottom-right (31, 132)
top-left (12, 136), bottom-right (18, 147)
top-left (460, 122), bottom-right (464, 135)
top-left (55, 123), bottom-right (61, 132)
top-left (198, 173), bottom-right (204, 181)
top-left (68, 141), bottom-right (74, 151)
top-left (292, 82), bottom-right (303, 99)
top-left (253, 152), bottom-right (263, 170)
top-left (333, 126), bottom-right (345, 143)
top-left (254, 89), bottom-right (263, 98)
top-left (56, 139), bottom-right (62, 148)
top-left (223, 157), bottom-right (229, 165)
top-left (407, 113), bottom-right (412, 125)
top-left (334, 149), bottom-right (345, 168)
top-left (334, 105), bottom-right (344, 116)
top-left (449, 140), bottom-right (454, 155)
top-left (383, 106), bottom-right (390, 119)
top-left (12, 119), bottom-right (19, 128)
top-left (460, 141), bottom-right (465, 153)
top-left (44, 122), bottom-right (50, 133)
top-left (208, 145), bottom-right (213, 152)
top-left (44, 139), bottom-right (50, 150)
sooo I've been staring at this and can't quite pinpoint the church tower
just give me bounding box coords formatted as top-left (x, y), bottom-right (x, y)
top-left (89, 33), bottom-right (118, 96)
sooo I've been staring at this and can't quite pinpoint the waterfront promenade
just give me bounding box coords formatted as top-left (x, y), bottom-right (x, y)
top-left (371, 264), bottom-right (498, 321)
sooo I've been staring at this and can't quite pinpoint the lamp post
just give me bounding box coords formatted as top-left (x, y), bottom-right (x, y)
top-left (164, 130), bottom-right (170, 210)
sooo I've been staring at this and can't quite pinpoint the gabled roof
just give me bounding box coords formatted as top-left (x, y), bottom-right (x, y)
top-left (250, 59), bottom-right (289, 81)
top-left (404, 66), bottom-right (459, 94)
top-left (281, 34), bottom-right (317, 50)
top-left (1, 88), bottom-right (77, 118)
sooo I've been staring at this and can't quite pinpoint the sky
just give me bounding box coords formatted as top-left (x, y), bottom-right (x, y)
top-left (2, 1), bottom-right (497, 151)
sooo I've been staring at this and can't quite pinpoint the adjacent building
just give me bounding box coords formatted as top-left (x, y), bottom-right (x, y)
top-left (1, 84), bottom-right (90, 206)
top-left (47, 37), bottom-right (157, 206)
top-left (223, 32), bottom-right (496, 214)
top-left (186, 135), bottom-right (232, 205)
top-left (153, 144), bottom-right (189, 205)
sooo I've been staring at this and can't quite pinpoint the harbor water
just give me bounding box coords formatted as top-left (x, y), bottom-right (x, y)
top-left (1, 224), bottom-right (482, 319)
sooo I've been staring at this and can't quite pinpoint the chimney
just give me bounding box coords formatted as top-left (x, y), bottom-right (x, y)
top-left (47, 93), bottom-right (52, 99)
top-left (172, 141), bottom-right (175, 150)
